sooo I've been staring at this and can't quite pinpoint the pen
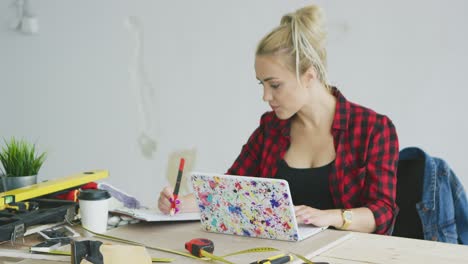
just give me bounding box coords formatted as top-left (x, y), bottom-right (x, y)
top-left (250, 254), bottom-right (293, 264)
top-left (170, 158), bottom-right (185, 216)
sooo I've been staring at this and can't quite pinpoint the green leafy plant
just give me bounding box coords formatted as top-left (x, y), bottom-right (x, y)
top-left (0, 138), bottom-right (47, 177)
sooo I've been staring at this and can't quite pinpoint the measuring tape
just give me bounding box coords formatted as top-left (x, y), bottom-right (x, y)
top-left (184, 238), bottom-right (281, 264)
top-left (184, 244), bottom-right (315, 264)
top-left (40, 226), bottom-right (315, 263)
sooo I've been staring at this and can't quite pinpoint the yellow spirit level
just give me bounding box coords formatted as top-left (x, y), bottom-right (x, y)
top-left (0, 170), bottom-right (108, 210)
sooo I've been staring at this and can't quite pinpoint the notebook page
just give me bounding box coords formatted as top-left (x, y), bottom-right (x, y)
top-left (112, 207), bottom-right (200, 222)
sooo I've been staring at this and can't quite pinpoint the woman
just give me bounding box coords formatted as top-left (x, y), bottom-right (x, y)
top-left (158, 5), bottom-right (399, 235)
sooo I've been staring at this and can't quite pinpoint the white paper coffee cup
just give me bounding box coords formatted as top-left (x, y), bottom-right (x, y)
top-left (78, 189), bottom-right (111, 235)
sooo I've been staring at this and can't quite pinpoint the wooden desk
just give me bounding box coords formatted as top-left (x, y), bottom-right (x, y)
top-left (103, 221), bottom-right (351, 263)
top-left (2, 221), bottom-right (468, 263)
top-left (312, 232), bottom-right (468, 264)
top-left (104, 222), bottom-right (468, 264)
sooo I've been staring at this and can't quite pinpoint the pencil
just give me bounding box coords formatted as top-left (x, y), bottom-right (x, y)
top-left (170, 158), bottom-right (185, 216)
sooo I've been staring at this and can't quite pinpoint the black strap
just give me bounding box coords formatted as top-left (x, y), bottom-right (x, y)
top-left (72, 240), bottom-right (104, 264)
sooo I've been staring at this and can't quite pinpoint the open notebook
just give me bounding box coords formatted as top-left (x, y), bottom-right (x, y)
top-left (111, 207), bottom-right (200, 222)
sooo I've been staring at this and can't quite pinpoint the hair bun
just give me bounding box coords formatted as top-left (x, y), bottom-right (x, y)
top-left (257, 5), bottom-right (329, 89)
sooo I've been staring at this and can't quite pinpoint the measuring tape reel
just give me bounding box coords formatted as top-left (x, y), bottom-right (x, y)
top-left (185, 238), bottom-right (215, 257)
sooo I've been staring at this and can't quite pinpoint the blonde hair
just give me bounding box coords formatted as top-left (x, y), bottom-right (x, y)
top-left (256, 5), bottom-right (329, 90)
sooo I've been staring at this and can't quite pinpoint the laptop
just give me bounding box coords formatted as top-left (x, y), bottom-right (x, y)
top-left (190, 172), bottom-right (327, 241)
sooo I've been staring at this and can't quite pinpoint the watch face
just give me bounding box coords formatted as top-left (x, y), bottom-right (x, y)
top-left (344, 211), bottom-right (353, 221)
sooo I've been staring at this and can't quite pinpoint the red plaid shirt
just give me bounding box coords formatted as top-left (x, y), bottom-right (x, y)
top-left (227, 88), bottom-right (399, 235)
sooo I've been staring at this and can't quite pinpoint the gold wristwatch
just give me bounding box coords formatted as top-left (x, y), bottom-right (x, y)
top-left (340, 209), bottom-right (353, 230)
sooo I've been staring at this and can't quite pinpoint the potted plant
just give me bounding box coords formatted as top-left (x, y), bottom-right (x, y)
top-left (0, 137), bottom-right (47, 191)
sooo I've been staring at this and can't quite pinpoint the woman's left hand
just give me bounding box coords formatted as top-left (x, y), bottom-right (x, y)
top-left (294, 205), bottom-right (341, 227)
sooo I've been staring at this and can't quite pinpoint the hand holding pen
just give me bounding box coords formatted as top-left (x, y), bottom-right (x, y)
top-left (170, 158), bottom-right (185, 216)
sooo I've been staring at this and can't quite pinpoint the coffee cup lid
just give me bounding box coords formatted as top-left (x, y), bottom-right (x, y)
top-left (78, 189), bottom-right (111, 201)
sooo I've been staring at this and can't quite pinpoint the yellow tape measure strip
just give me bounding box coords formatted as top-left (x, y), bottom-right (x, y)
top-left (220, 247), bottom-right (279, 257)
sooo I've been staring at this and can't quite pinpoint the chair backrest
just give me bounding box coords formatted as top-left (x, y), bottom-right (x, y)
top-left (392, 158), bottom-right (425, 239)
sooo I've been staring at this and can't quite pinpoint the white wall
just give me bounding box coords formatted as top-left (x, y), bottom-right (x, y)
top-left (1, 0), bottom-right (467, 206)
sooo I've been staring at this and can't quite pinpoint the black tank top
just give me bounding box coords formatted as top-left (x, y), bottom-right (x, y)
top-left (275, 159), bottom-right (335, 210)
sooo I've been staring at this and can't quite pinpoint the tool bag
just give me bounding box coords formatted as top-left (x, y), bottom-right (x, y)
top-left (0, 198), bottom-right (77, 241)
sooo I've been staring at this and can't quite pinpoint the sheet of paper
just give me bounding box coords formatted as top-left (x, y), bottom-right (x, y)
top-left (100, 245), bottom-right (152, 264)
top-left (111, 207), bottom-right (200, 222)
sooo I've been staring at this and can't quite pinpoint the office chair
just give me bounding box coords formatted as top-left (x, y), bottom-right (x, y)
top-left (392, 158), bottom-right (425, 239)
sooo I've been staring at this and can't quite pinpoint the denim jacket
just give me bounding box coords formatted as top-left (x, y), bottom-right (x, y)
top-left (399, 147), bottom-right (468, 244)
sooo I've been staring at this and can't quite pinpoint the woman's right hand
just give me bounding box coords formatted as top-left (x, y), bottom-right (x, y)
top-left (157, 186), bottom-right (176, 214)
top-left (157, 186), bottom-right (198, 214)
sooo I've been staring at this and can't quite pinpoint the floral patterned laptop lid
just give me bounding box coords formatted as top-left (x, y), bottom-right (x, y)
top-left (191, 172), bottom-right (301, 241)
